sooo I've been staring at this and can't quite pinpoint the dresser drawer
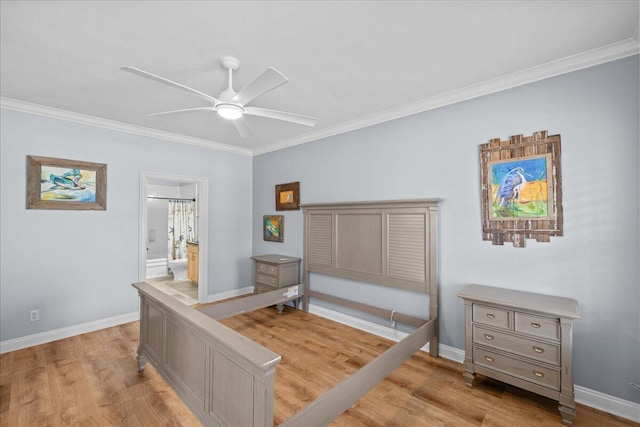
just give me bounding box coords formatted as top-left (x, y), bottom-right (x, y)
top-left (473, 325), bottom-right (559, 365)
top-left (473, 346), bottom-right (560, 390)
top-left (255, 262), bottom-right (279, 277)
top-left (515, 312), bottom-right (559, 341)
top-left (473, 304), bottom-right (511, 329)
top-left (254, 283), bottom-right (277, 294)
top-left (256, 274), bottom-right (277, 287)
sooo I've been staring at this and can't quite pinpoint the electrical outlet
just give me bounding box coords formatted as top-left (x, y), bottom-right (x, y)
top-left (29, 310), bottom-right (39, 322)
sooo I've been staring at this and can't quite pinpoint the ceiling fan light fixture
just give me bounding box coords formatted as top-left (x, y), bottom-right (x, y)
top-left (216, 103), bottom-right (244, 120)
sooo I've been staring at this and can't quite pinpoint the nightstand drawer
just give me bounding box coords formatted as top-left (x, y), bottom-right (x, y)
top-left (515, 312), bottom-right (559, 341)
top-left (473, 304), bottom-right (511, 329)
top-left (473, 346), bottom-right (560, 390)
top-left (256, 274), bottom-right (277, 287)
top-left (256, 262), bottom-right (279, 277)
top-left (473, 325), bottom-right (560, 365)
top-left (254, 283), bottom-right (277, 294)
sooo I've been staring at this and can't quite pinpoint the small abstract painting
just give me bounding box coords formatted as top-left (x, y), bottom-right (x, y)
top-left (27, 155), bottom-right (107, 210)
top-left (263, 215), bottom-right (284, 242)
top-left (275, 181), bottom-right (300, 211)
top-left (489, 154), bottom-right (552, 218)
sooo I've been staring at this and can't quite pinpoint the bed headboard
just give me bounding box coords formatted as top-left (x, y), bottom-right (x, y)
top-left (301, 199), bottom-right (440, 321)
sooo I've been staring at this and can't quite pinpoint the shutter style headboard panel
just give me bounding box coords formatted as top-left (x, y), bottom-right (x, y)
top-left (302, 199), bottom-right (440, 296)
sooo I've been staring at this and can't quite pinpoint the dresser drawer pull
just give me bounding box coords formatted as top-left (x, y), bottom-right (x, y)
top-left (532, 346), bottom-right (545, 353)
top-left (484, 356), bottom-right (494, 363)
top-left (486, 313), bottom-right (495, 319)
top-left (530, 322), bottom-right (541, 328)
top-left (533, 370), bottom-right (545, 378)
top-left (484, 334), bottom-right (494, 341)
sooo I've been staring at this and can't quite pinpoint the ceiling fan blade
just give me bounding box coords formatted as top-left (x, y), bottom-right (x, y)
top-left (119, 66), bottom-right (220, 105)
top-left (232, 117), bottom-right (253, 138)
top-left (244, 106), bottom-right (318, 127)
top-left (148, 107), bottom-right (216, 117)
top-left (231, 68), bottom-right (289, 105)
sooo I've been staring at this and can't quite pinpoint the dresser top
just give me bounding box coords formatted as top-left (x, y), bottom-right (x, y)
top-left (251, 254), bottom-right (301, 265)
top-left (458, 284), bottom-right (580, 319)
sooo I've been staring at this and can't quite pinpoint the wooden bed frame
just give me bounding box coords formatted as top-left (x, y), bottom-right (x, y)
top-left (134, 199), bottom-right (440, 426)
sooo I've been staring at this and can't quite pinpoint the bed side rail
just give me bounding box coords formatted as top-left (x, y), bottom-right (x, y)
top-left (308, 290), bottom-right (427, 327)
top-left (200, 284), bottom-right (303, 320)
top-left (133, 282), bottom-right (281, 427)
top-left (280, 318), bottom-right (437, 427)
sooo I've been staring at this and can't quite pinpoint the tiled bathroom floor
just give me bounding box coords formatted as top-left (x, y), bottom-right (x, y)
top-left (145, 276), bottom-right (198, 305)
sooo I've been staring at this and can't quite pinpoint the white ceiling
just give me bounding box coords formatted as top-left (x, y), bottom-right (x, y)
top-left (1, 1), bottom-right (638, 155)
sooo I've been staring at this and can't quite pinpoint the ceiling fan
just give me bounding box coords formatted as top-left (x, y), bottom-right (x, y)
top-left (119, 57), bottom-right (318, 137)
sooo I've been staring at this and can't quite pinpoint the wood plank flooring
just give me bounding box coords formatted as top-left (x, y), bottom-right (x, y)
top-left (1, 305), bottom-right (637, 426)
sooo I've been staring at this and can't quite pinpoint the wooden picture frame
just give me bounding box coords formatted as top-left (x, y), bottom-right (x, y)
top-left (26, 155), bottom-right (107, 210)
top-left (275, 181), bottom-right (300, 211)
top-left (263, 215), bottom-right (284, 242)
top-left (479, 131), bottom-right (562, 247)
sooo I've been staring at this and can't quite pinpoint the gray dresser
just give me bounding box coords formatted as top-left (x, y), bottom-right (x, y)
top-left (458, 284), bottom-right (580, 425)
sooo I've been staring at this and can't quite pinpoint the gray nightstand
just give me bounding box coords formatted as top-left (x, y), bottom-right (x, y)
top-left (251, 254), bottom-right (301, 313)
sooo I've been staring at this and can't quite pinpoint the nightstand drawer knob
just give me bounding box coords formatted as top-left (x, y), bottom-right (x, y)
top-left (484, 334), bottom-right (494, 341)
top-left (486, 313), bottom-right (495, 319)
top-left (533, 346), bottom-right (544, 353)
top-left (533, 370), bottom-right (545, 378)
top-left (484, 355), bottom-right (494, 363)
top-left (530, 322), bottom-right (541, 328)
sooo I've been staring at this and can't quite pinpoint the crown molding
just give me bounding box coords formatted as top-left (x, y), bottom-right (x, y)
top-left (0, 97), bottom-right (253, 156)
top-left (2, 36), bottom-right (638, 158)
top-left (254, 37), bottom-right (640, 156)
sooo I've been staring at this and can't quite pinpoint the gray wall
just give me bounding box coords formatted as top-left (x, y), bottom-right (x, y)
top-left (253, 56), bottom-right (640, 402)
top-left (0, 109), bottom-right (254, 341)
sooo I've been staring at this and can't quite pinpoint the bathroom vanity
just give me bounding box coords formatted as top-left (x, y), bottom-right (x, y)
top-left (187, 243), bottom-right (199, 284)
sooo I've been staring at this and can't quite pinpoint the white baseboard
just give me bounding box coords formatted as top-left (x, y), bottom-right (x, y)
top-left (308, 303), bottom-right (640, 423)
top-left (0, 286), bottom-right (253, 354)
top-left (574, 385), bottom-right (640, 423)
top-left (205, 286), bottom-right (254, 303)
top-left (0, 311), bottom-right (139, 354)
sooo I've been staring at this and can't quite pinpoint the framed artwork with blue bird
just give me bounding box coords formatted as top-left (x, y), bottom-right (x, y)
top-left (490, 154), bottom-right (552, 219)
top-left (479, 131), bottom-right (562, 247)
top-left (26, 155), bottom-right (107, 210)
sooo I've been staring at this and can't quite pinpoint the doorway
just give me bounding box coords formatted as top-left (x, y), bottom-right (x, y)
top-left (138, 171), bottom-right (209, 304)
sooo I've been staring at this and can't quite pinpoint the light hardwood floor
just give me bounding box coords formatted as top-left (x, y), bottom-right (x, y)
top-left (1, 305), bottom-right (637, 426)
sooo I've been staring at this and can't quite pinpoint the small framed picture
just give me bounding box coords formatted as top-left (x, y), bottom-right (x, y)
top-left (26, 155), bottom-right (107, 210)
top-left (275, 181), bottom-right (300, 211)
top-left (263, 215), bottom-right (284, 242)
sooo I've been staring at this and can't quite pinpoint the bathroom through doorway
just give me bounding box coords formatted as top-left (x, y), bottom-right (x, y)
top-left (138, 171), bottom-right (209, 304)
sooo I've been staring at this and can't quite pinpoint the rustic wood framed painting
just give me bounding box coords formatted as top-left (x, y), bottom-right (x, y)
top-left (479, 131), bottom-right (562, 247)
top-left (26, 155), bottom-right (107, 210)
top-left (275, 181), bottom-right (300, 211)
top-left (263, 215), bottom-right (284, 242)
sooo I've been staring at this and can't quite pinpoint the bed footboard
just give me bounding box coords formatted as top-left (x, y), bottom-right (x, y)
top-left (133, 282), bottom-right (281, 427)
